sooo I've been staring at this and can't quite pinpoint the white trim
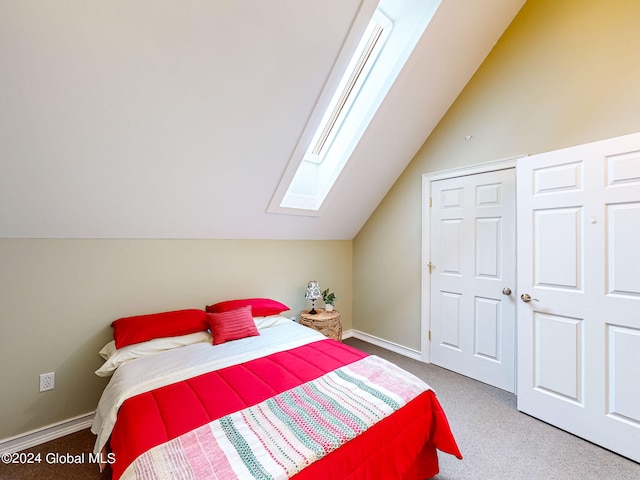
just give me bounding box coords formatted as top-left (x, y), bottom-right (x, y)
top-left (347, 329), bottom-right (423, 361)
top-left (423, 155), bottom-right (522, 183)
top-left (0, 412), bottom-right (94, 454)
top-left (342, 328), bottom-right (354, 340)
top-left (421, 155), bottom-right (524, 363)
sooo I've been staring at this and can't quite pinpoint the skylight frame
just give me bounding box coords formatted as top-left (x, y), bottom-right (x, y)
top-left (268, 0), bottom-right (442, 216)
top-left (307, 18), bottom-right (387, 162)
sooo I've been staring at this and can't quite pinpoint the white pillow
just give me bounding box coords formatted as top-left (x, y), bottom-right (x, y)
top-left (98, 341), bottom-right (117, 360)
top-left (95, 331), bottom-right (212, 377)
top-left (253, 314), bottom-right (293, 330)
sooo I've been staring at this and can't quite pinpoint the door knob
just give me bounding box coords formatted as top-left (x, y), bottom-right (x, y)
top-left (502, 287), bottom-right (512, 296)
top-left (520, 293), bottom-right (539, 303)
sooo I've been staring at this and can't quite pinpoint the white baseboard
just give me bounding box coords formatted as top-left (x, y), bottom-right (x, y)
top-left (344, 329), bottom-right (423, 361)
top-left (0, 412), bottom-right (94, 454)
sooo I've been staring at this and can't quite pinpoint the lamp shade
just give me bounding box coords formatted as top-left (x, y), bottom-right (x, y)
top-left (304, 281), bottom-right (321, 300)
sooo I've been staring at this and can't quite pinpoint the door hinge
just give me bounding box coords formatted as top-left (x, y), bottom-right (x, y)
top-left (427, 262), bottom-right (436, 274)
top-left (429, 197), bottom-right (432, 207)
top-left (428, 330), bottom-right (432, 341)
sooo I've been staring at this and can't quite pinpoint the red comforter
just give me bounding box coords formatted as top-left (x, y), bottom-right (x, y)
top-left (109, 339), bottom-right (461, 479)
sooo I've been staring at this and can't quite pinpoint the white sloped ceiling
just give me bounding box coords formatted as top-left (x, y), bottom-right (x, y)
top-left (0, 0), bottom-right (524, 239)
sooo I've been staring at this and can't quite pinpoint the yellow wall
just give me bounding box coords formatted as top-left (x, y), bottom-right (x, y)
top-left (353, 0), bottom-right (640, 349)
top-left (0, 239), bottom-right (351, 440)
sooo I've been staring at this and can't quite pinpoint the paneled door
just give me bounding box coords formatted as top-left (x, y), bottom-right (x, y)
top-left (516, 132), bottom-right (640, 462)
top-left (430, 168), bottom-right (516, 393)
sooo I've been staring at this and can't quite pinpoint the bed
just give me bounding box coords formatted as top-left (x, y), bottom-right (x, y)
top-left (91, 301), bottom-right (462, 479)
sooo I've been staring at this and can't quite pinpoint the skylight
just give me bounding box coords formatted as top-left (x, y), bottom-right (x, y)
top-left (306, 18), bottom-right (387, 163)
top-left (269, 0), bottom-right (441, 215)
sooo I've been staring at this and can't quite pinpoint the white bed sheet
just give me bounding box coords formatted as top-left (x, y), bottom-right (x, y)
top-left (91, 317), bottom-right (324, 455)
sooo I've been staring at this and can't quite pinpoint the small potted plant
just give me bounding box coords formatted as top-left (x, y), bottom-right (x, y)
top-left (322, 288), bottom-right (337, 312)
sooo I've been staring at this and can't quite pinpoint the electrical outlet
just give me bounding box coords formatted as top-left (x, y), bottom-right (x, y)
top-left (39, 372), bottom-right (55, 392)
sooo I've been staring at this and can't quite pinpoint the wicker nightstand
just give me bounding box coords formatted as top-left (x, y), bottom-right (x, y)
top-left (299, 309), bottom-right (342, 341)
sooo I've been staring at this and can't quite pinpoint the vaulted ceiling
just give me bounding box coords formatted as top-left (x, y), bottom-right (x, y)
top-left (0, 0), bottom-right (525, 240)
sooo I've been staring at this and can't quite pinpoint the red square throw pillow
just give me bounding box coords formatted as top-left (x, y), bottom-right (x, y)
top-left (205, 298), bottom-right (289, 317)
top-left (112, 309), bottom-right (208, 349)
top-left (207, 305), bottom-right (260, 345)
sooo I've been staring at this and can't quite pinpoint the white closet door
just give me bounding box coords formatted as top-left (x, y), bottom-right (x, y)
top-left (430, 168), bottom-right (516, 393)
top-left (516, 132), bottom-right (640, 462)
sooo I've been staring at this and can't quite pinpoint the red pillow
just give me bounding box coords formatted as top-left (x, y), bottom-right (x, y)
top-left (206, 306), bottom-right (260, 345)
top-left (112, 309), bottom-right (208, 349)
top-left (205, 298), bottom-right (289, 317)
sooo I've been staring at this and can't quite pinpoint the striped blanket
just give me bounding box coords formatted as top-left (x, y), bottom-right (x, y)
top-left (120, 355), bottom-right (431, 480)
